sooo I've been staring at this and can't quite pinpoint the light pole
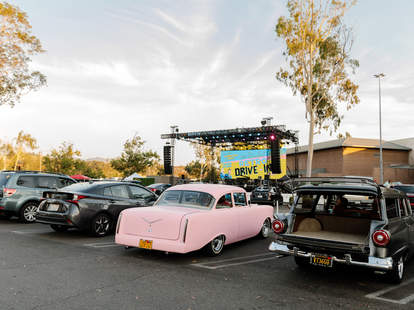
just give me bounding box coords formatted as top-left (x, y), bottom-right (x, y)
top-left (374, 73), bottom-right (385, 184)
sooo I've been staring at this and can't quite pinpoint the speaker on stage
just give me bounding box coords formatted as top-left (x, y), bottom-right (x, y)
top-left (163, 145), bottom-right (172, 175)
top-left (270, 136), bottom-right (281, 174)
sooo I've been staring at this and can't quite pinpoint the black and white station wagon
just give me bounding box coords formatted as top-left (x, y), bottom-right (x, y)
top-left (269, 177), bottom-right (414, 283)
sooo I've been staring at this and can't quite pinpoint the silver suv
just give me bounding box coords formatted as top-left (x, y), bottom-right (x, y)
top-left (0, 171), bottom-right (76, 223)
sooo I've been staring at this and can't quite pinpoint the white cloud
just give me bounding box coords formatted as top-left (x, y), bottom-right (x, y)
top-left (2, 0), bottom-right (414, 167)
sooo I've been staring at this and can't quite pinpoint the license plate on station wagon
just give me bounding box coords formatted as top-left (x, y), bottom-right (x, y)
top-left (310, 254), bottom-right (333, 267)
top-left (47, 203), bottom-right (60, 212)
top-left (139, 239), bottom-right (153, 249)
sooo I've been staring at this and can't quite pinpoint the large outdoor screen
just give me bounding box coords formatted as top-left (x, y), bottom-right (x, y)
top-left (220, 148), bottom-right (286, 180)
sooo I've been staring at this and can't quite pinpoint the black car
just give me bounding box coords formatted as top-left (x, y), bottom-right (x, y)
top-left (0, 170), bottom-right (76, 222)
top-left (36, 181), bottom-right (158, 236)
top-left (250, 185), bottom-right (283, 207)
top-left (269, 177), bottom-right (414, 283)
top-left (147, 183), bottom-right (172, 195)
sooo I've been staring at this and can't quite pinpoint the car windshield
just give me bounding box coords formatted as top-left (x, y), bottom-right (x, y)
top-left (294, 192), bottom-right (381, 219)
top-left (0, 173), bottom-right (12, 187)
top-left (155, 190), bottom-right (215, 209)
top-left (393, 185), bottom-right (414, 193)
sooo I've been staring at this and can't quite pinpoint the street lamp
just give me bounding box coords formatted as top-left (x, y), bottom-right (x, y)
top-left (374, 73), bottom-right (385, 184)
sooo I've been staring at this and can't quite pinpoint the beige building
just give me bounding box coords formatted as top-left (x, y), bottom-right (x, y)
top-left (286, 137), bottom-right (414, 183)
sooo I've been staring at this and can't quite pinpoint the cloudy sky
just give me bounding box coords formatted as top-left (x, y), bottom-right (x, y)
top-left (1, 0), bottom-right (413, 165)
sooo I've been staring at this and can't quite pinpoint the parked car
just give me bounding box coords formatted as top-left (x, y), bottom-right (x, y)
top-left (147, 183), bottom-right (172, 195)
top-left (36, 181), bottom-right (158, 236)
top-left (115, 184), bottom-right (274, 255)
top-left (391, 184), bottom-right (414, 211)
top-left (250, 184), bottom-right (284, 207)
top-left (0, 170), bottom-right (76, 223)
top-left (268, 177), bottom-right (414, 283)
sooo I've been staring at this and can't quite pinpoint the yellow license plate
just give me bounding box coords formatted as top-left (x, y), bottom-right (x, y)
top-left (139, 239), bottom-right (153, 249)
top-left (311, 254), bottom-right (332, 267)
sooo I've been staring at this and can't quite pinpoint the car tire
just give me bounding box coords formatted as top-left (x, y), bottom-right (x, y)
top-left (90, 213), bottom-right (112, 237)
top-left (386, 255), bottom-right (405, 284)
top-left (294, 256), bottom-right (309, 268)
top-left (204, 235), bottom-right (225, 256)
top-left (20, 202), bottom-right (39, 223)
top-left (50, 224), bottom-right (69, 232)
top-left (259, 218), bottom-right (271, 239)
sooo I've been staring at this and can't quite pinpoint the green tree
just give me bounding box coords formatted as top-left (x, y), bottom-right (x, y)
top-left (75, 160), bottom-right (105, 179)
top-left (191, 143), bottom-right (221, 181)
top-left (185, 160), bottom-right (206, 180)
top-left (42, 142), bottom-right (81, 175)
top-left (111, 134), bottom-right (159, 177)
top-left (12, 130), bottom-right (37, 170)
top-left (276, 0), bottom-right (359, 176)
top-left (0, 138), bottom-right (13, 169)
top-left (0, 2), bottom-right (46, 106)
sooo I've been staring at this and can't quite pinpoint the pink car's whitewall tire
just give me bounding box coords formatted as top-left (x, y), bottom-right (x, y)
top-left (204, 235), bottom-right (225, 256)
top-left (260, 218), bottom-right (272, 238)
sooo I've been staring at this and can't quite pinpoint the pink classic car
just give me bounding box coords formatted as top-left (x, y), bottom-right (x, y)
top-left (115, 184), bottom-right (274, 255)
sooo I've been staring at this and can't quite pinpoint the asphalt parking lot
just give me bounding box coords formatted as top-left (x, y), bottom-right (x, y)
top-left (0, 218), bottom-right (413, 310)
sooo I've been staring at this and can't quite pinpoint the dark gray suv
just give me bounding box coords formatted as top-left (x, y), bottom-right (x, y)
top-left (0, 171), bottom-right (76, 223)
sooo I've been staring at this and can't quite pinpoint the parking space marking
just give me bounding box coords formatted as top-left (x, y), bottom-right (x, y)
top-left (83, 242), bottom-right (122, 248)
top-left (11, 229), bottom-right (52, 234)
top-left (365, 277), bottom-right (414, 305)
top-left (192, 253), bottom-right (284, 269)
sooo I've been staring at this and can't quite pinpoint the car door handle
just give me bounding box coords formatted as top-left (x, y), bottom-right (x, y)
top-left (109, 200), bottom-right (116, 204)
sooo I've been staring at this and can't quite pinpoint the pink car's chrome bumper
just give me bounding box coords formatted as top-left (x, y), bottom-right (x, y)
top-left (115, 233), bottom-right (195, 254)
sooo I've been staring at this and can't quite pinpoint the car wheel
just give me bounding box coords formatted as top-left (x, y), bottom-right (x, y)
top-left (294, 256), bottom-right (309, 268)
top-left (20, 202), bottom-right (39, 223)
top-left (386, 255), bottom-right (404, 284)
top-left (259, 218), bottom-right (271, 238)
top-left (50, 224), bottom-right (69, 232)
top-left (204, 235), bottom-right (225, 256)
top-left (90, 213), bottom-right (112, 237)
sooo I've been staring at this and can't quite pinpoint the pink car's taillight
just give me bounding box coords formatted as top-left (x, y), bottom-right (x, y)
top-left (116, 213), bottom-right (123, 234)
top-left (183, 219), bottom-right (189, 243)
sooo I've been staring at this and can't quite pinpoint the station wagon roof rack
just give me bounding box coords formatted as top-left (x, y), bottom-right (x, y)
top-left (293, 177), bottom-right (379, 187)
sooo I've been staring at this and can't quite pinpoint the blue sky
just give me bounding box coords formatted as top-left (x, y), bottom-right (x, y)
top-left (1, 0), bottom-right (413, 165)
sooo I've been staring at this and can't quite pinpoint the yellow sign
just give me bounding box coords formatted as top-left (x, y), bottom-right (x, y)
top-left (220, 149), bottom-right (286, 180)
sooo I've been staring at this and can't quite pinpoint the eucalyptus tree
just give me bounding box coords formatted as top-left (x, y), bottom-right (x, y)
top-left (0, 2), bottom-right (46, 106)
top-left (12, 130), bottom-right (37, 170)
top-left (111, 134), bottom-right (159, 178)
top-left (276, 0), bottom-right (359, 176)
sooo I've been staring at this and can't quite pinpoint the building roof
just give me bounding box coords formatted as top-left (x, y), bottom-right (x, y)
top-left (287, 137), bottom-right (410, 155)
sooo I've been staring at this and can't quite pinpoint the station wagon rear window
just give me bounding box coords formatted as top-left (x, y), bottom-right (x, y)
top-left (294, 192), bottom-right (381, 219)
top-left (155, 190), bottom-right (215, 209)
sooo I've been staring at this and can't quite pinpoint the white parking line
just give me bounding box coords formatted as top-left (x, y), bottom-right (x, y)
top-left (365, 277), bottom-right (414, 305)
top-left (83, 242), bottom-right (122, 248)
top-left (192, 253), bottom-right (284, 269)
top-left (11, 229), bottom-right (51, 234)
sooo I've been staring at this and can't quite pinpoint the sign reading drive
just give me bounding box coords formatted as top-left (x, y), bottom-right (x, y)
top-left (220, 149), bottom-right (286, 180)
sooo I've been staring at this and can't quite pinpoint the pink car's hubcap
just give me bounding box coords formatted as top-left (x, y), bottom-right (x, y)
top-left (212, 236), bottom-right (224, 253)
